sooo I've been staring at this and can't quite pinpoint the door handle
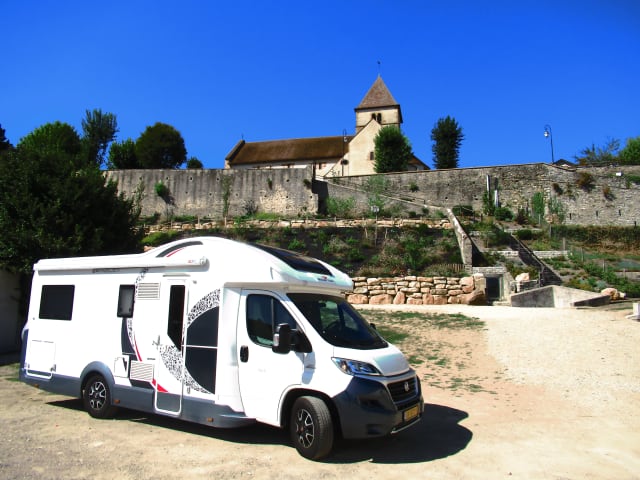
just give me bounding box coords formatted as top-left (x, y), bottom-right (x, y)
top-left (240, 345), bottom-right (249, 363)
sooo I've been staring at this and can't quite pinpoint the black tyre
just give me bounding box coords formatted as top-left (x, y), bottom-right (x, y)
top-left (290, 396), bottom-right (334, 460)
top-left (83, 374), bottom-right (118, 419)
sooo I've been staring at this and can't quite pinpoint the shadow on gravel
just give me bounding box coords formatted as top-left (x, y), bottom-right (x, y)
top-left (47, 399), bottom-right (470, 463)
top-left (326, 403), bottom-right (472, 464)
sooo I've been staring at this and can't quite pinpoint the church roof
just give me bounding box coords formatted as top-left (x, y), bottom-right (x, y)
top-left (356, 76), bottom-right (399, 110)
top-left (226, 136), bottom-right (352, 166)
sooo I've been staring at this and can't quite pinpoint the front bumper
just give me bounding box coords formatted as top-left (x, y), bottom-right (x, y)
top-left (332, 372), bottom-right (423, 439)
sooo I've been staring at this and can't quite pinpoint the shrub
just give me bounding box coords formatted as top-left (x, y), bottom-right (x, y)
top-left (141, 230), bottom-right (181, 247)
top-left (453, 205), bottom-right (474, 217)
top-left (576, 172), bottom-right (595, 192)
top-left (552, 182), bottom-right (564, 195)
top-left (154, 182), bottom-right (169, 199)
top-left (326, 196), bottom-right (356, 218)
top-left (494, 207), bottom-right (514, 221)
top-left (515, 229), bottom-right (533, 240)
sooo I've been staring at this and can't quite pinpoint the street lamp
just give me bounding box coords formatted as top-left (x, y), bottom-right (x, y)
top-left (543, 124), bottom-right (555, 165)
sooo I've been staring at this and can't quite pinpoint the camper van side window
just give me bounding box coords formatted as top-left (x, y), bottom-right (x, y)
top-left (246, 295), bottom-right (297, 347)
top-left (167, 285), bottom-right (186, 348)
top-left (39, 285), bottom-right (75, 320)
top-left (117, 285), bottom-right (135, 318)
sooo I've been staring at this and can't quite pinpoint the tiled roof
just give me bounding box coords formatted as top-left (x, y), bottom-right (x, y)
top-left (226, 136), bottom-right (352, 166)
top-left (356, 76), bottom-right (399, 110)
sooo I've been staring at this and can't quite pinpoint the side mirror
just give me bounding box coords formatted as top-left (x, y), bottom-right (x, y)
top-left (272, 323), bottom-right (292, 354)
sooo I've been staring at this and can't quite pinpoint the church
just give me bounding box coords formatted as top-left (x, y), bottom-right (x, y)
top-left (224, 76), bottom-right (428, 177)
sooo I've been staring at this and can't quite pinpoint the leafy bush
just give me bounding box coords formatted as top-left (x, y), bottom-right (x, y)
top-left (141, 230), bottom-right (182, 247)
top-left (515, 229), bottom-right (533, 240)
top-left (552, 182), bottom-right (563, 195)
top-left (453, 205), bottom-right (474, 217)
top-left (326, 196), bottom-right (356, 218)
top-left (494, 207), bottom-right (514, 221)
top-left (576, 171), bottom-right (595, 192)
top-left (155, 182), bottom-right (169, 199)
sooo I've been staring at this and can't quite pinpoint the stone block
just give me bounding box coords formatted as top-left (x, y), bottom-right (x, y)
top-left (433, 295), bottom-right (448, 305)
top-left (369, 294), bottom-right (393, 305)
top-left (393, 291), bottom-right (406, 305)
top-left (347, 294), bottom-right (369, 304)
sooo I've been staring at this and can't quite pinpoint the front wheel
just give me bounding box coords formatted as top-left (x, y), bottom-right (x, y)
top-left (83, 374), bottom-right (118, 419)
top-left (290, 396), bottom-right (334, 460)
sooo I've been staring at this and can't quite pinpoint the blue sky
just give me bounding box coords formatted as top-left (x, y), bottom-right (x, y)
top-left (1, 1), bottom-right (639, 169)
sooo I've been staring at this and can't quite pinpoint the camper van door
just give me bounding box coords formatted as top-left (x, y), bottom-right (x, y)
top-left (237, 290), bottom-right (305, 424)
top-left (153, 280), bottom-right (189, 414)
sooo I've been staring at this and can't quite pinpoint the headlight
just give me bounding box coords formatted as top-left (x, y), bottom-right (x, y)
top-left (332, 357), bottom-right (381, 376)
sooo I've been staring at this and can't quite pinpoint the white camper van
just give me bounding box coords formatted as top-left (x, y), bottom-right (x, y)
top-left (20, 237), bottom-right (423, 459)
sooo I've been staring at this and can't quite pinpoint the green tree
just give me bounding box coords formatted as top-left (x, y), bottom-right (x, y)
top-left (18, 121), bottom-right (83, 166)
top-left (135, 122), bottom-right (187, 169)
top-left (81, 109), bottom-right (118, 167)
top-left (574, 138), bottom-right (620, 166)
top-left (0, 124), bottom-right (12, 154)
top-left (618, 136), bottom-right (640, 165)
top-left (365, 175), bottom-right (389, 214)
top-left (431, 116), bottom-right (464, 169)
top-left (0, 122), bottom-right (142, 275)
top-left (373, 126), bottom-right (413, 173)
top-left (107, 138), bottom-right (138, 169)
top-left (186, 157), bottom-right (203, 169)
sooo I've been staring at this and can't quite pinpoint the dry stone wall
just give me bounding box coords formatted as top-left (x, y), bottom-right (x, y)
top-left (106, 167), bottom-right (316, 219)
top-left (326, 164), bottom-right (640, 227)
top-left (106, 163), bottom-right (640, 227)
top-left (346, 274), bottom-right (487, 306)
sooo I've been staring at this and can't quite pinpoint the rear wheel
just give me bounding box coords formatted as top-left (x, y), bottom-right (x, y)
top-left (83, 374), bottom-right (118, 419)
top-left (289, 396), bottom-right (334, 460)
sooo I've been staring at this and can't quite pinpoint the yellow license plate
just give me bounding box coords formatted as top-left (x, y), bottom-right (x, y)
top-left (403, 404), bottom-right (420, 422)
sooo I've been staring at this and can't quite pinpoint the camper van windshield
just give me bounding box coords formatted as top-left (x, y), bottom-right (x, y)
top-left (288, 293), bottom-right (387, 350)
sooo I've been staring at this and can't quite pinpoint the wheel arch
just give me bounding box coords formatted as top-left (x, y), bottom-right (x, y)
top-left (79, 362), bottom-right (115, 396)
top-left (280, 388), bottom-right (341, 435)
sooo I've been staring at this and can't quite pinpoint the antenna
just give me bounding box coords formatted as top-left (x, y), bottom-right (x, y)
top-left (377, 60), bottom-right (381, 76)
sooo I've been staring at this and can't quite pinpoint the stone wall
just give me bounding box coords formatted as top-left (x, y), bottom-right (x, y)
top-left (346, 274), bottom-right (487, 306)
top-left (106, 166), bottom-right (317, 219)
top-left (106, 163), bottom-right (640, 227)
top-left (325, 164), bottom-right (640, 227)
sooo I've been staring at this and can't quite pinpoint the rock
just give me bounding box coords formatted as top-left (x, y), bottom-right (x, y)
top-left (601, 287), bottom-right (621, 300)
top-left (346, 294), bottom-right (368, 304)
top-left (393, 291), bottom-right (406, 305)
top-left (369, 293), bottom-right (394, 305)
top-left (460, 290), bottom-right (487, 305)
top-left (433, 295), bottom-right (448, 305)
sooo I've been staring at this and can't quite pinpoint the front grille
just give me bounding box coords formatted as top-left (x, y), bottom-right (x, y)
top-left (387, 376), bottom-right (418, 404)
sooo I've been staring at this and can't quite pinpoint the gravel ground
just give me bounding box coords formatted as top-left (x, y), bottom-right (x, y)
top-left (1, 303), bottom-right (639, 479)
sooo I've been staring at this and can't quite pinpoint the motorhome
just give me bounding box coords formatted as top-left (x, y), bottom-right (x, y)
top-left (20, 237), bottom-right (423, 459)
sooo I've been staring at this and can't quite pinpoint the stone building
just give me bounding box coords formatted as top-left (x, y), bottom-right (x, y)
top-left (224, 76), bottom-right (427, 177)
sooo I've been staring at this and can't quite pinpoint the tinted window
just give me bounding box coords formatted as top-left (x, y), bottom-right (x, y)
top-left (167, 285), bottom-right (186, 348)
top-left (117, 285), bottom-right (135, 318)
top-left (288, 293), bottom-right (387, 350)
top-left (253, 244), bottom-right (332, 276)
top-left (39, 285), bottom-right (75, 320)
top-left (246, 294), bottom-right (297, 347)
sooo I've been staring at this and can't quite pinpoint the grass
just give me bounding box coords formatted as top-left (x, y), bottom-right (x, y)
top-left (0, 363), bottom-right (20, 382)
top-left (359, 309), bottom-right (496, 395)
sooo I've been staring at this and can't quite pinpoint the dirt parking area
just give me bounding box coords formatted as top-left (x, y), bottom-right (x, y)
top-left (1, 304), bottom-right (639, 479)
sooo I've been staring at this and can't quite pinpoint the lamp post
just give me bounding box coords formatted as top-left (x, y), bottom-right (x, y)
top-left (543, 124), bottom-right (555, 165)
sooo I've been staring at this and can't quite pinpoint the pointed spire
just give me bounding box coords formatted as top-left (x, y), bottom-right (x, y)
top-left (356, 76), bottom-right (399, 110)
